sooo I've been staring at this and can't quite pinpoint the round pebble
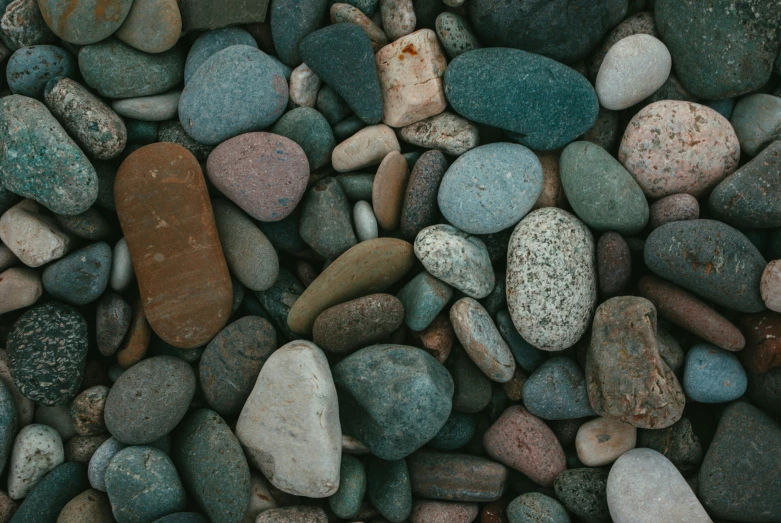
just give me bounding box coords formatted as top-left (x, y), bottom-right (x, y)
top-left (70, 385), bottom-right (109, 436)
top-left (683, 344), bottom-right (747, 403)
top-left (6, 44), bottom-right (76, 97)
top-left (312, 293), bottom-right (404, 354)
top-left (575, 417), bottom-right (637, 467)
top-left (353, 200), bottom-right (379, 242)
top-left (114, 0), bottom-right (181, 54)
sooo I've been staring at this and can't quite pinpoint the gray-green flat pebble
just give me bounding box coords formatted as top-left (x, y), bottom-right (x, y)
top-left (329, 455), bottom-right (366, 519)
top-left (396, 271), bottom-right (453, 331)
top-left (184, 27), bottom-right (257, 84)
top-left (366, 457), bottom-right (412, 523)
top-left (337, 174), bottom-right (374, 200)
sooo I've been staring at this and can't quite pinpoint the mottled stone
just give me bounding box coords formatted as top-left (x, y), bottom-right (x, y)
top-left (435, 12), bottom-right (478, 59)
top-left (741, 311), bottom-right (781, 374)
top-left (37, 0), bottom-right (132, 45)
top-left (271, 107), bottom-right (335, 170)
top-left (94, 293), bottom-right (130, 357)
top-left (115, 296), bottom-right (151, 368)
top-left (0, 267), bottom-right (41, 314)
top-left (313, 294), bottom-right (404, 354)
top-left (111, 91), bottom-right (181, 122)
top-left (300, 177), bottom-right (357, 259)
top-left (329, 454), bottom-right (366, 519)
top-left (6, 44), bottom-right (75, 97)
top-left (70, 385), bottom-right (108, 436)
top-left (407, 451), bottom-right (506, 502)
top-left (399, 112), bottom-right (478, 157)
top-left (9, 462), bottom-right (88, 523)
top-left (637, 417), bottom-right (703, 475)
top-left (450, 298), bottom-right (515, 382)
top-left (8, 424), bottom-right (63, 500)
top-left (330, 3), bottom-right (387, 52)
top-left (57, 489), bottom-right (113, 523)
top-left (0, 201), bottom-right (71, 267)
top-left (372, 151), bottom-right (409, 231)
top-left (114, 0), bottom-right (181, 53)
top-left (554, 468), bottom-right (609, 522)
top-left (366, 457), bottom-right (412, 522)
top-left (65, 434), bottom-right (108, 465)
top-left (407, 313), bottom-right (454, 364)
top-left (380, 0), bottom-right (414, 40)
top-left (0, 0), bottom-right (55, 50)
top-left (399, 150), bottom-right (447, 240)
top-left (649, 193), bottom-right (699, 229)
top-left (575, 416), bottom-right (636, 467)
top-left (41, 242), bottom-right (111, 305)
top-left (522, 357), bottom-right (594, 420)
top-left (683, 344), bottom-right (747, 403)
top-left (332, 123), bottom-right (400, 172)
top-left (506, 493), bottom-right (568, 523)
top-left (597, 232), bottom-right (631, 297)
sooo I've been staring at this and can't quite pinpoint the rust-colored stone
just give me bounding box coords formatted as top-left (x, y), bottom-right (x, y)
top-left (481, 498), bottom-right (510, 523)
top-left (408, 450), bottom-right (507, 502)
top-left (741, 311), bottom-right (781, 374)
top-left (372, 150), bottom-right (409, 231)
top-left (115, 142), bottom-right (232, 348)
top-left (407, 313), bottom-right (454, 363)
top-left (116, 296), bottom-right (151, 369)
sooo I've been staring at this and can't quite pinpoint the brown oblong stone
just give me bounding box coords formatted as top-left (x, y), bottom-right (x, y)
top-left (408, 450), bottom-right (507, 502)
top-left (115, 142), bottom-right (232, 348)
top-left (116, 296), bottom-right (152, 369)
top-left (740, 311), bottom-right (781, 375)
top-left (638, 275), bottom-right (745, 351)
top-left (372, 150), bottom-right (410, 231)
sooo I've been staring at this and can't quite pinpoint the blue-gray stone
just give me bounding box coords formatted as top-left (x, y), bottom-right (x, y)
top-left (184, 27), bottom-right (257, 84)
top-left (496, 310), bottom-right (547, 374)
top-left (444, 48), bottom-right (598, 151)
top-left (329, 454), bottom-right (366, 520)
top-left (366, 457), bottom-right (412, 523)
top-left (271, 107), bottom-right (336, 170)
top-left (706, 99), bottom-right (735, 120)
top-left (0, 380), bottom-right (16, 472)
top-left (6, 44), bottom-right (76, 97)
top-left (396, 271), bottom-right (453, 331)
top-left (316, 85), bottom-right (352, 125)
top-left (255, 267), bottom-right (305, 341)
top-left (507, 492), bottom-right (570, 523)
top-left (271, 0), bottom-right (328, 65)
top-left (299, 177), bottom-right (357, 260)
top-left (42, 242), bottom-right (111, 305)
top-left (427, 411), bottom-right (476, 451)
top-left (522, 357), bottom-right (595, 420)
top-left (179, 45), bottom-right (288, 145)
top-left (438, 143), bottom-right (543, 234)
top-left (10, 462), bottom-right (89, 523)
top-left (87, 437), bottom-right (126, 492)
top-left (683, 344), bottom-right (747, 403)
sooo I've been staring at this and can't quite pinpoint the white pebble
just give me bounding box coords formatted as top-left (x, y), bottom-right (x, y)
top-left (289, 63), bottom-right (321, 108)
top-left (110, 237), bottom-right (134, 292)
top-left (353, 200), bottom-right (379, 242)
top-left (380, 0), bottom-right (416, 41)
top-left (8, 424), bottom-right (64, 499)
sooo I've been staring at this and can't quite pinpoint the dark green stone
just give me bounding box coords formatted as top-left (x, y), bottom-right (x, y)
top-left (55, 208), bottom-right (113, 240)
top-left (7, 302), bottom-right (88, 406)
top-left (272, 107), bottom-right (336, 170)
top-left (271, 0), bottom-right (327, 65)
top-left (328, 454), bottom-right (366, 519)
top-left (317, 85), bottom-right (352, 125)
top-left (496, 310), bottom-right (547, 374)
top-left (333, 115), bottom-right (365, 140)
top-left (446, 348), bottom-right (492, 414)
top-left (255, 267), bottom-right (305, 341)
top-left (333, 345), bottom-right (454, 460)
top-left (299, 177), bottom-right (357, 260)
top-left (747, 367), bottom-right (781, 417)
top-left (444, 48), bottom-right (598, 151)
top-left (366, 457), bottom-right (412, 523)
top-left (180, 0), bottom-right (269, 31)
top-left (93, 161), bottom-right (117, 211)
top-left (42, 242), bottom-right (112, 305)
top-left (427, 411), bottom-right (476, 451)
top-left (157, 120), bottom-right (214, 161)
top-left (10, 462), bottom-right (89, 523)
top-left (125, 119), bottom-right (159, 143)
top-left (637, 417), bottom-right (703, 475)
top-left (336, 174), bottom-right (374, 201)
top-left (6, 44), bottom-right (77, 98)
top-left (300, 23), bottom-right (383, 124)
top-left (553, 468), bottom-right (610, 521)
top-left (0, 380), bottom-right (16, 471)
top-left (174, 409), bottom-right (251, 523)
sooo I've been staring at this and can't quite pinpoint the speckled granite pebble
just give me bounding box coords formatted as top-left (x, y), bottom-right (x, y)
top-left (1, 0), bottom-right (56, 49)
top-left (435, 12), bottom-right (478, 59)
top-left (450, 298), bottom-right (515, 383)
top-left (554, 468), bottom-right (609, 522)
top-left (649, 193), bottom-right (699, 229)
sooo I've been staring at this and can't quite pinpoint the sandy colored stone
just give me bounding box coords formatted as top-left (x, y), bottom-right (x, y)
top-left (576, 417), bottom-right (637, 467)
top-left (0, 200), bottom-right (70, 268)
top-left (115, 296), bottom-right (152, 369)
top-left (410, 500), bottom-right (479, 523)
top-left (372, 151), bottom-right (409, 231)
top-left (289, 63), bottom-right (320, 108)
top-left (332, 124), bottom-right (400, 172)
top-left (313, 294), bottom-right (404, 354)
top-left (398, 111), bottom-right (479, 156)
top-left (762, 260), bottom-right (781, 313)
top-left (0, 245), bottom-right (18, 272)
top-left (0, 267), bottom-right (41, 314)
top-left (330, 3), bottom-right (388, 52)
top-left (408, 313), bottom-right (454, 364)
top-left (56, 488), bottom-right (113, 523)
top-left (531, 152), bottom-right (564, 210)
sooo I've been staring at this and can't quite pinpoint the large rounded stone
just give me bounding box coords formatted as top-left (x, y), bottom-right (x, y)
top-left (8, 424), bottom-right (63, 500)
top-left (37, 0), bottom-right (132, 45)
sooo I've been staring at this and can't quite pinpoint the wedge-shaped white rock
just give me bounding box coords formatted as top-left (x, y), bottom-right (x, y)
top-left (8, 424), bottom-right (64, 499)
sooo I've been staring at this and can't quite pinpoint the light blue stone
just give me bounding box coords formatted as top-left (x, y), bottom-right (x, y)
top-left (396, 271), bottom-right (453, 331)
top-left (683, 344), bottom-right (747, 403)
top-left (522, 357), bottom-right (595, 420)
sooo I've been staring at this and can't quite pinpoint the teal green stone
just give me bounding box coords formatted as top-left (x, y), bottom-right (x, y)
top-left (37, 0), bottom-right (132, 45)
top-left (255, 267), bottom-right (305, 340)
top-left (6, 44), bottom-right (76, 97)
top-left (328, 454), bottom-right (366, 519)
top-left (126, 119), bottom-right (159, 143)
top-left (522, 357), bottom-right (595, 420)
top-left (366, 457), bottom-right (412, 523)
top-left (444, 48), bottom-right (598, 151)
top-left (272, 107), bottom-right (336, 170)
top-left (706, 99), bottom-right (735, 120)
top-left (656, 0), bottom-right (781, 99)
top-left (184, 27), bottom-right (257, 83)
top-left (300, 23), bottom-right (383, 124)
top-left (435, 12), bottom-right (479, 59)
top-left (317, 85), bottom-right (352, 125)
top-left (0, 380), bottom-right (16, 472)
top-left (507, 492), bottom-right (570, 523)
top-left (42, 242), bottom-right (112, 305)
top-left (174, 409), bottom-right (251, 523)
top-left (427, 411), bottom-right (476, 451)
top-left (553, 468), bottom-right (609, 521)
top-left (271, 0), bottom-right (327, 65)
top-left (396, 271), bottom-right (453, 331)
top-left (446, 348), bottom-right (492, 414)
top-left (79, 39), bottom-right (185, 99)
top-left (54, 207), bottom-right (112, 240)
top-left (105, 446), bottom-right (187, 523)
top-left (256, 206), bottom-right (308, 255)
top-left (10, 462), bottom-right (89, 523)
top-left (333, 115), bottom-right (366, 140)
top-left (333, 345), bottom-right (454, 460)
top-left (496, 310), bottom-right (546, 374)
top-left (0, 95), bottom-right (96, 215)
top-left (336, 174), bottom-right (374, 200)
top-left (683, 344), bottom-right (747, 403)
top-left (644, 219), bottom-right (766, 313)
top-left (560, 141), bottom-right (648, 235)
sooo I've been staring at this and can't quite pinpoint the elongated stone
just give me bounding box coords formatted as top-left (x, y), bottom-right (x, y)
top-left (407, 451), bottom-right (506, 502)
top-left (0, 200), bottom-right (71, 267)
top-left (450, 298), bottom-right (515, 383)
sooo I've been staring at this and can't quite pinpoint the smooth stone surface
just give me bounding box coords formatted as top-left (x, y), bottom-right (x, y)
top-left (299, 177), bottom-right (357, 259)
top-left (0, 267), bottom-right (42, 314)
top-left (271, 0), bottom-right (326, 65)
top-left (507, 493), bottom-right (569, 523)
top-left (0, 200), bottom-right (71, 267)
top-left (575, 417), bottom-right (636, 467)
top-left (353, 200), bottom-right (378, 242)
top-left (444, 48), bottom-right (598, 151)
top-left (435, 12), bottom-right (478, 59)
top-left (506, 208), bottom-right (596, 351)
top-left (560, 141), bottom-right (648, 235)
top-left (410, 500), bottom-right (478, 523)
top-left (33, 404), bottom-right (74, 440)
top-left (41, 242), bottom-right (111, 305)
top-left (0, 96), bottom-right (96, 215)
top-left (619, 101), bottom-right (740, 198)
top-left (70, 385), bottom-right (109, 436)
top-left (607, 448), bottom-right (710, 523)
top-left (427, 411), bottom-right (476, 451)
top-left (332, 124), bottom-right (400, 172)
top-left (328, 455), bottom-right (366, 519)
top-left (111, 91), bottom-right (181, 122)
top-left (57, 489), bottom-right (113, 523)
top-left (289, 63), bottom-right (320, 107)
top-left (114, 0), bottom-right (181, 53)
top-left (447, 348), bottom-right (492, 414)
top-left (740, 311), bottom-right (781, 374)
top-left (495, 310), bottom-right (546, 374)
top-left (338, 173), bottom-right (375, 201)
top-left (114, 296), bottom-right (151, 368)
top-left (184, 27), bottom-right (257, 84)
top-left (255, 267), bottom-right (305, 340)
top-left (256, 507), bottom-right (328, 523)
top-left (8, 424), bottom-right (63, 500)
top-left (450, 298), bottom-right (515, 383)
top-left (414, 224), bottom-right (494, 299)
top-left (644, 219), bottom-right (766, 313)
top-left (398, 111), bottom-right (479, 157)
top-left (400, 150), bottom-right (447, 240)
top-left (6, 44), bottom-right (75, 97)
top-left (95, 293), bottom-right (131, 357)
top-left (586, 11), bottom-right (658, 82)
top-left (730, 94), bottom-right (781, 157)
top-left (554, 468), bottom-right (609, 522)
top-left (683, 344), bottom-right (747, 403)
top-left (116, 143), bottom-right (232, 348)
top-left (407, 451), bottom-right (507, 502)
top-left (523, 357), bottom-right (594, 420)
top-left (312, 293), bottom-right (404, 353)
top-left (87, 437), bottom-right (125, 492)
top-left (300, 23), bottom-right (382, 124)
top-left (37, 0), bottom-right (132, 45)
top-left (372, 151), bottom-right (409, 231)
top-left (9, 462), bottom-right (88, 523)
top-left (366, 457), bottom-right (412, 522)
top-left (397, 271), bottom-right (452, 332)
top-left (271, 107), bottom-right (335, 170)
top-left (649, 193), bottom-right (699, 229)
top-left (438, 143), bottom-right (542, 235)
top-left (179, 46), bottom-right (288, 145)
top-left (287, 238), bottom-right (415, 334)
top-left (333, 345), bottom-right (453, 460)
top-left (0, 381), bottom-right (16, 475)
top-left (79, 38), bottom-right (184, 98)
top-left (104, 356), bottom-right (196, 444)
top-left (7, 302), bottom-right (87, 406)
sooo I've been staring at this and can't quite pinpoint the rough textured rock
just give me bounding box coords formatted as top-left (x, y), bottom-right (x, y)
top-left (554, 468), bottom-right (610, 522)
top-left (649, 193), bottom-right (699, 229)
top-left (312, 294), bottom-right (404, 353)
top-left (398, 111), bottom-right (479, 156)
top-left (41, 242), bottom-right (111, 305)
top-left (7, 424), bottom-right (63, 500)
top-left (70, 385), bottom-right (109, 436)
top-left (637, 417), bottom-right (703, 475)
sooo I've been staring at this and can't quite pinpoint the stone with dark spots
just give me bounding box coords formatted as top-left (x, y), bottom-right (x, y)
top-left (741, 311), bottom-right (781, 375)
top-left (36, 0), bottom-right (132, 45)
top-left (66, 434), bottom-right (109, 464)
top-left (597, 232), bottom-right (631, 297)
top-left (554, 468), bottom-right (610, 522)
top-left (9, 462), bottom-right (88, 523)
top-left (637, 417), bottom-right (702, 475)
top-left (313, 294), bottom-right (404, 354)
top-left (400, 150), bottom-right (447, 240)
top-left (6, 44), bottom-right (76, 97)
top-left (70, 385), bottom-right (109, 436)
top-left (0, 0), bottom-right (56, 50)
top-left (271, 0), bottom-right (327, 65)
top-left (366, 457), bottom-right (412, 522)
top-left (408, 450), bottom-right (506, 502)
top-left (41, 242), bottom-right (112, 305)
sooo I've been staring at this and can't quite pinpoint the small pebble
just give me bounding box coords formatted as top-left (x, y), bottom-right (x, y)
top-left (379, 0), bottom-right (415, 41)
top-left (6, 44), bottom-right (75, 97)
top-left (0, 267), bottom-right (41, 314)
top-left (399, 111), bottom-right (479, 156)
top-left (332, 123), bottom-right (400, 172)
top-left (450, 297), bottom-right (515, 383)
top-left (507, 493), bottom-right (569, 523)
top-left (372, 151), bottom-right (410, 231)
top-left (109, 240), bottom-right (133, 292)
top-left (683, 344), bottom-right (747, 403)
top-left (313, 293), bottom-right (404, 354)
top-left (648, 193), bottom-right (699, 229)
top-left (353, 200), bottom-right (379, 241)
top-left (575, 417), bottom-right (637, 467)
top-left (730, 93), bottom-right (781, 157)
top-left (111, 91), bottom-right (181, 122)
top-left (70, 385), bottom-right (109, 436)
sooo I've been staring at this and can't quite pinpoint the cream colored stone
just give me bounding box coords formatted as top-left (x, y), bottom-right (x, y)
top-left (331, 3), bottom-right (388, 52)
top-left (332, 124), bottom-right (400, 172)
top-left (576, 417), bottom-right (637, 467)
top-left (372, 151), bottom-right (409, 231)
top-left (8, 424), bottom-right (64, 499)
top-left (0, 267), bottom-right (41, 314)
top-left (342, 434), bottom-right (370, 454)
top-left (0, 200), bottom-right (70, 267)
top-left (289, 63), bottom-right (320, 108)
top-left (398, 111), bottom-right (478, 156)
top-left (0, 244), bottom-right (18, 272)
top-left (376, 29), bottom-right (448, 128)
top-left (761, 260), bottom-right (781, 313)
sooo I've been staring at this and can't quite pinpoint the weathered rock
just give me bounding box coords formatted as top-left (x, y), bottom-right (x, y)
top-left (380, 0), bottom-right (415, 40)
top-left (637, 417), bottom-right (703, 475)
top-left (256, 507), bottom-right (328, 523)
top-left (70, 386), bottom-right (109, 436)
top-left (0, 267), bottom-right (41, 314)
top-left (523, 357), bottom-right (594, 420)
top-left (37, 0), bottom-right (132, 45)
top-left (6, 44), bottom-right (76, 97)
top-left (554, 468), bottom-right (610, 522)
top-left (398, 111), bottom-right (479, 156)
top-left (649, 193), bottom-right (699, 229)
top-left (741, 311), bottom-right (781, 374)
top-left (450, 298), bottom-right (515, 383)
top-left (400, 150), bottom-right (447, 240)
top-left (0, 200), bottom-right (71, 267)
top-left (330, 3), bottom-right (387, 52)
top-left (57, 489), bottom-right (113, 523)
top-left (507, 493), bottom-right (569, 523)
top-left (313, 294), bottom-right (404, 354)
top-left (597, 232), bottom-right (631, 297)
top-left (1, 0), bottom-right (56, 50)
top-left (407, 451), bottom-right (507, 502)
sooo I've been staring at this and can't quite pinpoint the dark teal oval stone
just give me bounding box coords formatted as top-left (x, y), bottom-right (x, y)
top-left (271, 0), bottom-right (328, 65)
top-left (7, 44), bottom-right (76, 97)
top-left (10, 462), bottom-right (89, 523)
top-left (366, 457), bottom-right (412, 523)
top-left (328, 454), bottom-right (366, 519)
top-left (42, 242), bottom-right (112, 305)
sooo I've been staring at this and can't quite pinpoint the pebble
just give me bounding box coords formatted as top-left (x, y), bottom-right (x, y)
top-left (312, 293), bottom-right (404, 353)
top-left (649, 193), bottom-right (699, 229)
top-left (644, 219), bottom-right (766, 313)
top-left (0, 267), bottom-right (41, 314)
top-left (256, 507), bottom-right (328, 523)
top-left (79, 38), bottom-right (185, 98)
top-left (597, 232), bottom-right (631, 297)
top-left (289, 63), bottom-right (320, 108)
top-left (400, 150), bottom-right (447, 240)
top-left (300, 23), bottom-right (382, 124)
top-left (0, 355), bottom-right (31, 435)
top-left (506, 208), bottom-right (596, 351)
top-left (450, 298), bottom-right (515, 383)
top-left (33, 405), bottom-right (75, 440)
top-left (596, 34), bottom-right (671, 110)
top-left (428, 411), bottom-right (476, 451)
top-left (330, 3), bottom-right (387, 52)
top-left (637, 417), bottom-right (703, 475)
top-left (55, 207), bottom-right (112, 240)
top-left (183, 27), bottom-right (257, 84)
top-left (65, 434), bottom-right (108, 464)
top-left (115, 143), bottom-right (232, 348)
top-left (87, 437), bottom-right (125, 491)
top-left (111, 91), bottom-right (181, 122)
top-left (554, 468), bottom-right (609, 522)
top-left (409, 500), bottom-right (478, 523)
top-left (236, 341), bottom-right (341, 497)
top-left (179, 0), bottom-right (266, 31)
top-left (179, 46), bottom-right (288, 145)
top-left (1, 0), bottom-right (56, 50)
top-left (10, 462), bottom-right (88, 523)
top-left (0, 381), bottom-right (15, 470)
top-left (586, 11), bottom-right (657, 82)
top-left (7, 424), bottom-right (63, 499)
top-left (316, 85), bottom-right (351, 124)
top-left (619, 101), bottom-right (740, 198)
top-left (299, 177), bottom-right (357, 258)
top-left (70, 385), bottom-right (109, 436)
top-left (575, 417), bottom-right (636, 467)
top-left (332, 123), bottom-right (400, 172)
top-left (444, 48), bottom-right (598, 151)
top-left (522, 357), bottom-right (594, 420)
top-left (41, 242), bottom-right (111, 305)
top-left (506, 493), bottom-right (569, 523)
top-left (372, 151), bottom-right (409, 231)
top-left (57, 489), bottom-right (113, 523)
top-left (329, 454), bottom-right (366, 519)
top-left (447, 348), bottom-right (491, 414)
top-left (333, 115), bottom-right (366, 139)
top-left (730, 94), bottom-right (781, 157)
top-left (6, 44), bottom-right (75, 97)
top-left (333, 345), bottom-right (453, 459)
top-left (366, 457), bottom-right (412, 522)
top-left (606, 448), bottom-right (710, 523)
top-left (683, 344), bottom-right (747, 403)
top-left (407, 451), bottom-right (507, 502)
top-left (104, 356), bottom-right (196, 444)
top-left (397, 271), bottom-right (452, 331)
top-left (353, 200), bottom-right (379, 241)
top-left (414, 225), bottom-right (494, 299)
top-left (483, 406), bottom-right (566, 487)
top-left (271, 107), bottom-right (335, 170)
top-left (398, 111), bottom-right (479, 156)
top-left (380, 0), bottom-right (415, 40)
top-left (338, 174), bottom-right (375, 201)
top-left (36, 0), bottom-right (131, 45)
top-left (243, 472), bottom-right (278, 523)
top-left (95, 293), bottom-right (131, 356)
top-left (740, 311), bottom-right (781, 374)
top-left (435, 12), bottom-right (478, 59)
top-left (0, 201), bottom-right (71, 267)
top-left (270, 0), bottom-right (326, 65)
top-left (114, 0), bottom-right (181, 53)
top-left (105, 446), bottom-right (187, 523)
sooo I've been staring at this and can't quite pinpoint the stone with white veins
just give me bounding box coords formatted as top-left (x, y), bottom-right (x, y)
top-left (353, 200), bottom-right (379, 242)
top-left (111, 91), bottom-right (181, 121)
top-left (7, 424), bottom-right (64, 500)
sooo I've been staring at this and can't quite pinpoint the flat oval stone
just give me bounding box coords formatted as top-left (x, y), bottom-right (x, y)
top-left (179, 46), bottom-right (288, 145)
top-left (619, 101), bottom-right (740, 198)
top-left (400, 150), bottom-right (448, 241)
top-left (649, 193), bottom-right (699, 230)
top-left (79, 38), bottom-right (185, 98)
top-left (438, 143), bottom-right (543, 235)
top-left (331, 123), bottom-right (400, 172)
top-left (414, 224), bottom-right (494, 299)
top-left (41, 242), bottom-right (111, 305)
top-left (8, 424), bottom-right (63, 500)
top-left (682, 344), bottom-right (747, 403)
top-left (407, 451), bottom-right (507, 502)
top-left (6, 44), bottom-right (75, 97)
top-left (333, 345), bottom-right (453, 460)
top-left (288, 238), bottom-right (415, 334)
top-left (329, 454), bottom-right (366, 519)
top-left (236, 341), bottom-right (341, 498)
top-left (0, 267), bottom-right (42, 315)
top-left (0, 96), bottom-right (96, 215)
top-left (174, 409), bottom-right (250, 523)
top-left (7, 302), bottom-right (87, 406)
top-left (271, 107), bottom-right (335, 171)
top-left (366, 457), bottom-right (412, 522)
top-left (70, 385), bottom-right (109, 436)
top-left (507, 492), bottom-right (569, 523)
top-left (114, 0), bottom-right (181, 53)
top-left (523, 357), bottom-right (594, 420)
top-left (104, 356), bottom-right (196, 445)
top-left (554, 468), bottom-right (609, 522)
top-left (37, 0), bottom-right (132, 45)
top-left (730, 94), bottom-right (781, 157)
top-left (450, 298), bottom-right (515, 383)
top-left (116, 142), bottom-right (232, 348)
top-left (444, 48), bottom-right (598, 151)
top-left (199, 316), bottom-right (276, 418)
top-left (396, 271), bottom-right (453, 332)
top-left (644, 219), bottom-right (766, 313)
top-left (57, 489), bottom-right (113, 523)
top-left (435, 12), bottom-right (478, 59)
top-left (0, 200), bottom-right (71, 267)
top-left (105, 446), bottom-right (186, 522)
top-left (575, 416), bottom-right (637, 467)
top-left (399, 111), bottom-right (479, 157)
top-left (353, 200), bottom-right (378, 242)
top-left (111, 91), bottom-right (181, 122)
top-left (506, 208), bottom-right (596, 351)
top-left (312, 293), bottom-right (404, 354)
top-left (9, 462), bottom-right (88, 523)
top-left (95, 293), bottom-right (130, 357)
top-left (372, 151), bottom-right (409, 231)
top-left (560, 141), bottom-right (648, 235)
top-left (300, 177), bottom-right (357, 259)
top-left (586, 296), bottom-right (685, 429)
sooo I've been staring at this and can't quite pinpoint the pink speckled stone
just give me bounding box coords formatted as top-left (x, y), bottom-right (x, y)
top-left (206, 132), bottom-right (310, 222)
top-left (619, 101), bottom-right (740, 198)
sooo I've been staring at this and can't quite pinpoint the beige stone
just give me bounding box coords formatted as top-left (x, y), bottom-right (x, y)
top-left (376, 29), bottom-right (448, 128)
top-left (398, 111), bottom-right (478, 156)
top-left (0, 200), bottom-right (70, 267)
top-left (576, 417), bottom-right (637, 467)
top-left (372, 151), bottom-right (409, 231)
top-left (289, 63), bottom-right (320, 108)
top-left (761, 260), bottom-right (781, 313)
top-left (532, 153), bottom-right (565, 210)
top-left (331, 3), bottom-right (388, 52)
top-left (332, 124), bottom-right (400, 172)
top-left (0, 267), bottom-right (41, 314)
